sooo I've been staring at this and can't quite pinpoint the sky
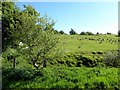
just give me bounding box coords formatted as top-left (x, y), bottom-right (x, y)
top-left (16, 2), bottom-right (118, 34)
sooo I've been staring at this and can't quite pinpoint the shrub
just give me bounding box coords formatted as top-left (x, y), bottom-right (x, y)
top-left (97, 51), bottom-right (104, 54)
top-left (80, 31), bottom-right (94, 35)
top-left (103, 51), bottom-right (120, 67)
top-left (59, 30), bottom-right (64, 34)
top-left (81, 56), bottom-right (97, 67)
top-left (57, 60), bottom-right (64, 64)
top-left (80, 31), bottom-right (86, 35)
top-left (66, 61), bottom-right (75, 67)
top-left (91, 51), bottom-right (96, 54)
top-left (76, 60), bottom-right (82, 67)
top-left (86, 31), bottom-right (94, 35)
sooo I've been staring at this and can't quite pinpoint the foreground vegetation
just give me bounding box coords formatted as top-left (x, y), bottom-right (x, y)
top-left (2, 65), bottom-right (119, 89)
top-left (1, 2), bottom-right (119, 89)
top-left (2, 34), bottom-right (120, 89)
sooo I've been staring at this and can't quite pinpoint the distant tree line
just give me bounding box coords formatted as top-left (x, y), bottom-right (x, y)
top-left (69, 28), bottom-right (94, 35)
top-left (68, 29), bottom-right (118, 36)
top-left (51, 28), bottom-right (119, 36)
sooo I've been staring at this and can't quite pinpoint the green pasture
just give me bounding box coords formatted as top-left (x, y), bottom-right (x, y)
top-left (58, 34), bottom-right (118, 53)
top-left (2, 34), bottom-right (119, 89)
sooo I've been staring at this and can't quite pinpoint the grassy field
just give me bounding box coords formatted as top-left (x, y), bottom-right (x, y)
top-left (2, 34), bottom-right (119, 89)
top-left (59, 34), bottom-right (118, 53)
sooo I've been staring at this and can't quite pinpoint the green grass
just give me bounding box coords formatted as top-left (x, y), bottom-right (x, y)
top-left (2, 66), bottom-right (119, 89)
top-left (58, 34), bottom-right (118, 53)
top-left (2, 34), bottom-right (119, 89)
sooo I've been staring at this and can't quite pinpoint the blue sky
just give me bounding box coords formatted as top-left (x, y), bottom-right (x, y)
top-left (16, 2), bottom-right (118, 34)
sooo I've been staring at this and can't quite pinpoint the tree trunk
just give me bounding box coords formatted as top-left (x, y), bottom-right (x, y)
top-left (13, 57), bottom-right (16, 69)
top-left (43, 59), bottom-right (47, 67)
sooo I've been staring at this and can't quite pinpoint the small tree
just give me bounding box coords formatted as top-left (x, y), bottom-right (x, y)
top-left (96, 32), bottom-right (99, 35)
top-left (59, 30), bottom-right (64, 34)
top-left (69, 28), bottom-right (77, 35)
top-left (2, 4), bottom-right (61, 69)
top-left (13, 5), bottom-right (61, 69)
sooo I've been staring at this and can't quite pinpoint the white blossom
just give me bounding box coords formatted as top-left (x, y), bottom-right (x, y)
top-left (35, 63), bottom-right (39, 67)
top-left (19, 42), bottom-right (23, 46)
top-left (26, 47), bottom-right (28, 49)
top-left (23, 47), bottom-right (29, 50)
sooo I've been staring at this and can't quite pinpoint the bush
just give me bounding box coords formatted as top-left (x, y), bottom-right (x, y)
top-left (103, 51), bottom-right (120, 67)
top-left (80, 31), bottom-right (86, 35)
top-left (91, 51), bottom-right (96, 54)
top-left (67, 54), bottom-right (104, 67)
top-left (86, 31), bottom-right (94, 35)
top-left (81, 56), bottom-right (97, 67)
top-left (76, 61), bottom-right (82, 67)
top-left (59, 30), bottom-right (64, 34)
top-left (2, 66), bottom-right (119, 88)
top-left (80, 31), bottom-right (94, 35)
top-left (97, 51), bottom-right (104, 54)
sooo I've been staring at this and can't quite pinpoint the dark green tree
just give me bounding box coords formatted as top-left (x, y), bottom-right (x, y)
top-left (69, 28), bottom-right (77, 35)
top-left (96, 32), bottom-right (99, 35)
top-left (59, 30), bottom-right (64, 34)
top-left (2, 2), bottom-right (21, 51)
top-left (2, 3), bottom-right (61, 69)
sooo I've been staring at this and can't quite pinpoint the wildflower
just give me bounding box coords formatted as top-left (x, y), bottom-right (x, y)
top-left (19, 42), bottom-right (23, 46)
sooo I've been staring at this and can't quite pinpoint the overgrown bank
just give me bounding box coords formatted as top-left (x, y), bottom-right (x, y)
top-left (2, 66), bottom-right (119, 89)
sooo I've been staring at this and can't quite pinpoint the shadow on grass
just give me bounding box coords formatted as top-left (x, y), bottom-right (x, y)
top-left (2, 67), bottom-right (44, 88)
